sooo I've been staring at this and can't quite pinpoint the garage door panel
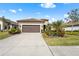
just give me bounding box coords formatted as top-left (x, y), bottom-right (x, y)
top-left (22, 25), bottom-right (40, 32)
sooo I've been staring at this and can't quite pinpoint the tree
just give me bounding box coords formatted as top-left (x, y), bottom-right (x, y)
top-left (2, 16), bottom-right (6, 22)
top-left (67, 9), bottom-right (79, 22)
top-left (52, 20), bottom-right (65, 37)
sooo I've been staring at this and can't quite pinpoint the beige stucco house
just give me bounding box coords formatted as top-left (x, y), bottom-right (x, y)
top-left (17, 18), bottom-right (48, 33)
top-left (0, 17), bottom-right (18, 31)
top-left (0, 20), bottom-right (3, 30)
top-left (65, 21), bottom-right (79, 31)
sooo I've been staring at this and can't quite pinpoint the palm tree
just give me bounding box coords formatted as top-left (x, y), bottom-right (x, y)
top-left (52, 20), bottom-right (65, 37)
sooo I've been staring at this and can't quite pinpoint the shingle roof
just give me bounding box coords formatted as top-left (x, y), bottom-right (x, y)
top-left (0, 17), bottom-right (17, 25)
top-left (17, 18), bottom-right (48, 23)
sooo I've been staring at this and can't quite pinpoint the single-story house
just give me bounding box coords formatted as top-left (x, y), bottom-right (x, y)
top-left (65, 21), bottom-right (79, 31)
top-left (0, 17), bottom-right (18, 31)
top-left (17, 18), bottom-right (48, 33)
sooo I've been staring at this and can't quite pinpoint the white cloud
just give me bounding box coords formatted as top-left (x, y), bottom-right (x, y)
top-left (9, 9), bottom-right (16, 14)
top-left (18, 8), bottom-right (22, 11)
top-left (9, 8), bottom-right (22, 14)
top-left (64, 14), bottom-right (69, 18)
top-left (51, 18), bottom-right (55, 21)
top-left (49, 17), bottom-right (56, 23)
top-left (45, 15), bottom-right (50, 18)
top-left (40, 3), bottom-right (56, 8)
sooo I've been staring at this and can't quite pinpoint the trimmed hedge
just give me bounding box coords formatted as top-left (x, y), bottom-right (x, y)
top-left (65, 31), bottom-right (79, 35)
top-left (45, 30), bottom-right (79, 36)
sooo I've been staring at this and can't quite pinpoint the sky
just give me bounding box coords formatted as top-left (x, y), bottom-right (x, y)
top-left (0, 3), bottom-right (79, 22)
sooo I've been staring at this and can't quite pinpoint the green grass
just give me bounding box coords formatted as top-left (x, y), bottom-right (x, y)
top-left (0, 31), bottom-right (11, 40)
top-left (42, 33), bottom-right (79, 46)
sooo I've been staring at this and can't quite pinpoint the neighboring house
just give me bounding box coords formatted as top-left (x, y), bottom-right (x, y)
top-left (17, 18), bottom-right (48, 33)
top-left (0, 20), bottom-right (3, 30)
top-left (0, 17), bottom-right (18, 31)
top-left (65, 21), bottom-right (79, 31)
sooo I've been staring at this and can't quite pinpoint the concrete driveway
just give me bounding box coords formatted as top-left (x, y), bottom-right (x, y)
top-left (49, 46), bottom-right (79, 56)
top-left (0, 33), bottom-right (52, 56)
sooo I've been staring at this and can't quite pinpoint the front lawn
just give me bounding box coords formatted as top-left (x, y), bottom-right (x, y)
top-left (0, 32), bottom-right (11, 40)
top-left (42, 33), bottom-right (79, 46)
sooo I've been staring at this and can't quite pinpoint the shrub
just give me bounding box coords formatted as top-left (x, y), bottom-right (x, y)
top-left (45, 24), bottom-right (52, 36)
top-left (51, 29), bottom-right (65, 37)
top-left (58, 29), bottom-right (65, 37)
top-left (45, 30), bottom-right (52, 36)
top-left (51, 30), bottom-right (57, 36)
top-left (16, 28), bottom-right (21, 34)
top-left (9, 27), bottom-right (16, 34)
top-left (73, 30), bottom-right (79, 32)
top-left (66, 30), bottom-right (79, 32)
top-left (8, 27), bottom-right (21, 34)
top-left (65, 31), bottom-right (79, 35)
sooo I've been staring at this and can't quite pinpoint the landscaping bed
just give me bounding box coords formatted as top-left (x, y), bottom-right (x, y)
top-left (0, 32), bottom-right (11, 40)
top-left (42, 33), bottom-right (79, 46)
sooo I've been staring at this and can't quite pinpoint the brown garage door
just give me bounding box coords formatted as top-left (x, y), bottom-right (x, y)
top-left (22, 25), bottom-right (40, 32)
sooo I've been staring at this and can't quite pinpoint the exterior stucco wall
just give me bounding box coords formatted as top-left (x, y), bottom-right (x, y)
top-left (18, 22), bottom-right (44, 33)
top-left (0, 20), bottom-right (3, 30)
top-left (65, 26), bottom-right (79, 31)
top-left (44, 21), bottom-right (48, 25)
